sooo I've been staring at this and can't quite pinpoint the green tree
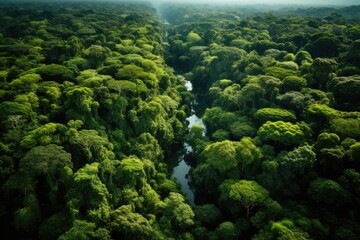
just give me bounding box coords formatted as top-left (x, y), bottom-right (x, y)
top-left (276, 91), bottom-right (306, 117)
top-left (235, 137), bottom-right (263, 177)
top-left (338, 169), bottom-right (360, 196)
top-left (66, 163), bottom-right (110, 216)
top-left (203, 140), bottom-right (238, 174)
top-left (265, 66), bottom-right (296, 80)
top-left (69, 129), bottom-right (113, 162)
top-left (38, 211), bottom-right (70, 240)
top-left (229, 180), bottom-right (269, 218)
top-left (194, 204), bottom-right (222, 228)
top-left (229, 117), bottom-right (257, 139)
top-left (282, 76), bottom-right (307, 92)
top-left (162, 192), bottom-right (195, 230)
top-left (192, 163), bottom-right (221, 194)
top-left (19, 145), bottom-right (72, 193)
top-left (314, 132), bottom-right (340, 150)
top-left (36, 64), bottom-right (74, 82)
top-left (110, 205), bottom-right (163, 240)
top-left (7, 73), bottom-right (41, 94)
top-left (257, 121), bottom-right (306, 147)
top-left (12, 194), bottom-right (41, 233)
top-left (295, 50), bottom-right (313, 65)
top-left (186, 31), bottom-right (202, 44)
top-left (203, 107), bottom-right (236, 133)
top-left (59, 220), bottom-right (110, 240)
top-left (276, 145), bottom-right (316, 195)
top-left (254, 108), bottom-right (296, 125)
top-left (328, 75), bottom-right (360, 111)
top-left (307, 36), bottom-right (340, 58)
top-left (270, 219), bottom-right (311, 240)
top-left (20, 123), bottom-right (66, 149)
top-left (310, 58), bottom-right (338, 90)
top-left (276, 145), bottom-right (316, 180)
top-left (117, 157), bottom-right (149, 190)
top-left (64, 86), bottom-right (99, 125)
top-left (214, 221), bottom-right (238, 240)
top-left (330, 118), bottom-right (360, 140)
top-left (306, 104), bottom-right (339, 128)
top-left (130, 133), bottom-right (163, 162)
top-left (308, 178), bottom-right (351, 206)
top-left (83, 45), bottom-right (110, 68)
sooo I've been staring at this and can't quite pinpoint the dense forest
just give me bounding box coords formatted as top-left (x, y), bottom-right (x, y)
top-left (0, 1), bottom-right (360, 239)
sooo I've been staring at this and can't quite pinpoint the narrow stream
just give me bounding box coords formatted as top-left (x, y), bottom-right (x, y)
top-left (171, 77), bottom-right (206, 206)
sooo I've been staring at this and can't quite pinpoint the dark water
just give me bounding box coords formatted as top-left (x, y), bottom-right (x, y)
top-left (171, 78), bottom-right (206, 206)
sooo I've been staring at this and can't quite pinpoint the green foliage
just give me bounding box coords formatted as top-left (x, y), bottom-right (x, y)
top-left (69, 129), bottom-right (113, 162)
top-left (276, 145), bottom-right (316, 182)
top-left (270, 219), bottom-right (311, 240)
top-left (229, 180), bottom-right (269, 218)
top-left (83, 45), bottom-right (110, 68)
top-left (203, 140), bottom-right (238, 174)
top-left (339, 169), bottom-right (360, 195)
top-left (38, 211), bottom-right (70, 240)
top-left (64, 57), bottom-right (89, 72)
top-left (328, 75), bottom-right (360, 111)
top-left (8, 73), bottom-right (41, 93)
top-left (212, 129), bottom-right (230, 141)
top-left (254, 108), bottom-right (296, 125)
top-left (276, 91), bottom-right (306, 116)
top-left (118, 157), bottom-right (147, 189)
top-left (186, 31), bottom-right (202, 44)
top-left (13, 194), bottom-right (41, 232)
top-left (307, 36), bottom-right (341, 58)
top-left (265, 67), bottom-right (296, 80)
top-left (37, 64), bottom-right (74, 82)
top-left (203, 107), bottom-right (237, 134)
top-left (283, 53), bottom-right (295, 61)
top-left (258, 121), bottom-right (306, 146)
top-left (194, 204), bottom-right (222, 227)
top-left (330, 118), bottom-right (360, 139)
top-left (186, 123), bottom-right (207, 153)
top-left (229, 117), bottom-right (257, 139)
top-left (282, 76), bottom-right (307, 92)
top-left (349, 143), bottom-right (360, 162)
top-left (110, 205), bottom-right (162, 240)
top-left (236, 137), bottom-right (263, 177)
top-left (108, 79), bottom-right (137, 93)
top-left (66, 163), bottom-right (110, 214)
top-left (20, 144), bottom-right (72, 181)
top-left (130, 133), bottom-right (163, 162)
top-left (58, 220), bottom-right (110, 240)
top-left (163, 192), bottom-right (195, 230)
top-left (314, 132), bottom-right (340, 150)
top-left (310, 58), bottom-right (338, 90)
top-left (306, 104), bottom-right (339, 127)
top-left (0, 101), bottom-right (35, 123)
top-left (308, 178), bottom-right (350, 206)
top-left (65, 86), bottom-right (99, 123)
top-left (275, 61), bottom-right (299, 71)
top-left (214, 221), bottom-right (238, 240)
top-left (192, 163), bottom-right (222, 194)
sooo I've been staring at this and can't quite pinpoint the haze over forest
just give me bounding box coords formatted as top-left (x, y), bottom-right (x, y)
top-left (0, 0), bottom-right (359, 6)
top-left (151, 0), bottom-right (360, 6)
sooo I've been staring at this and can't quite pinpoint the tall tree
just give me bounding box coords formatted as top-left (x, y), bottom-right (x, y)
top-left (229, 180), bottom-right (269, 218)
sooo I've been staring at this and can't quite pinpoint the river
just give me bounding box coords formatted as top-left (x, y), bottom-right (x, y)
top-left (171, 77), bottom-right (206, 206)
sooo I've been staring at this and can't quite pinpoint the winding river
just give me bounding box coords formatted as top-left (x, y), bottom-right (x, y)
top-left (171, 78), bottom-right (206, 206)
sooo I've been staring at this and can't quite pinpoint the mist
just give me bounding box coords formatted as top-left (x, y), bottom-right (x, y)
top-left (1, 0), bottom-right (359, 6)
top-left (150, 0), bottom-right (359, 7)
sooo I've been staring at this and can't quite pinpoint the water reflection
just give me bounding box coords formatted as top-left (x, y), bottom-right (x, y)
top-left (171, 79), bottom-right (206, 206)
